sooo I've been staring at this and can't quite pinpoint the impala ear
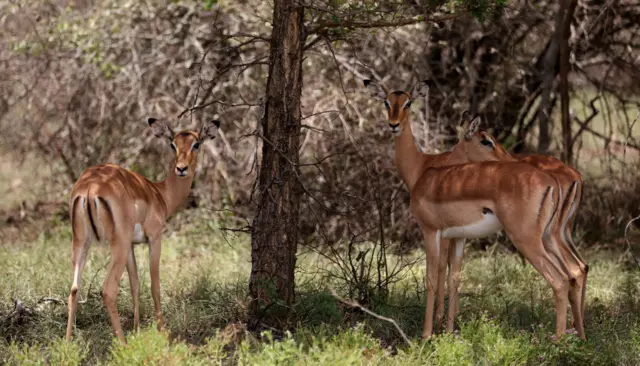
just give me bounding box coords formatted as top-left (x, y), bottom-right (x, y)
top-left (465, 115), bottom-right (482, 140)
top-left (410, 80), bottom-right (429, 100)
top-left (363, 79), bottom-right (388, 101)
top-left (455, 125), bottom-right (466, 141)
top-left (199, 119), bottom-right (220, 141)
top-left (148, 118), bottom-right (173, 142)
top-left (457, 112), bottom-right (470, 140)
top-left (460, 109), bottom-right (472, 123)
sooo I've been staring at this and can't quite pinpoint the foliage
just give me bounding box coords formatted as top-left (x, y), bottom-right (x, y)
top-left (2, 0), bottom-right (639, 252)
top-left (1, 220), bottom-right (639, 364)
top-left (5, 338), bottom-right (88, 366)
top-left (109, 328), bottom-right (201, 366)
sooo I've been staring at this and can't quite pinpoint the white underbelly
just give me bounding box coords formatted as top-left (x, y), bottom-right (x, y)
top-left (132, 223), bottom-right (147, 244)
top-left (441, 213), bottom-right (503, 239)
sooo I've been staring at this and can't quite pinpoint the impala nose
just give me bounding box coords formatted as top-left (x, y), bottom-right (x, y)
top-left (176, 166), bottom-right (189, 177)
top-left (389, 122), bottom-right (400, 134)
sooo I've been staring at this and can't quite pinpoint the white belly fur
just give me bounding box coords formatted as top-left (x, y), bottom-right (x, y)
top-left (441, 213), bottom-right (503, 239)
top-left (132, 223), bottom-right (147, 244)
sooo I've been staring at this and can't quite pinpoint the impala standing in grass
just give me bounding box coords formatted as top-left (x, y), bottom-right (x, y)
top-left (450, 116), bottom-right (588, 339)
top-left (65, 118), bottom-right (219, 343)
top-left (364, 79), bottom-right (576, 340)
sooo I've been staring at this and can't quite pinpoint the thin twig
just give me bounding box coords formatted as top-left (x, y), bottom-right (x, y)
top-left (79, 259), bottom-right (109, 304)
top-left (624, 214), bottom-right (640, 270)
top-left (327, 287), bottom-right (413, 347)
top-left (39, 297), bottom-right (65, 305)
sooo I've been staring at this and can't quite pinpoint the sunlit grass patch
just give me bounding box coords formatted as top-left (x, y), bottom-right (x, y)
top-left (5, 338), bottom-right (89, 366)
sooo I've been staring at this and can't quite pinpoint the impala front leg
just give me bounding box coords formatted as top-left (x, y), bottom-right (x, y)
top-left (149, 236), bottom-right (165, 331)
top-left (422, 228), bottom-right (441, 340)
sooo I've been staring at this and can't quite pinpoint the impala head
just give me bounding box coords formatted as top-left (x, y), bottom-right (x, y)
top-left (364, 79), bottom-right (429, 135)
top-left (454, 114), bottom-right (514, 162)
top-left (148, 118), bottom-right (220, 178)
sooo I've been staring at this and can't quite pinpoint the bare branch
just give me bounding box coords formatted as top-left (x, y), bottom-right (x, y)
top-left (309, 13), bottom-right (465, 35)
top-left (624, 214), bottom-right (640, 270)
top-left (328, 287), bottom-right (413, 347)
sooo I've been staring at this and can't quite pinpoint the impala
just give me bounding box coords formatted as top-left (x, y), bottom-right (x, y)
top-left (65, 118), bottom-right (220, 343)
top-left (364, 79), bottom-right (575, 340)
top-left (455, 117), bottom-right (588, 339)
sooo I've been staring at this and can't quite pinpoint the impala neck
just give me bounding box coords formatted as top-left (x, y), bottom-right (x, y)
top-left (394, 119), bottom-right (427, 192)
top-left (394, 118), bottom-right (473, 192)
top-left (155, 168), bottom-right (195, 217)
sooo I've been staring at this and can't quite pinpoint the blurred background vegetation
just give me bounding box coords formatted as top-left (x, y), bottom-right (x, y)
top-left (0, 0), bottom-right (639, 364)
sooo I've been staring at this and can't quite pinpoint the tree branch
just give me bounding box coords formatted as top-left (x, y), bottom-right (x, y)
top-left (328, 287), bottom-right (413, 347)
top-left (624, 214), bottom-right (640, 270)
top-left (572, 117), bottom-right (640, 151)
top-left (309, 13), bottom-right (465, 35)
top-left (570, 94), bottom-right (600, 146)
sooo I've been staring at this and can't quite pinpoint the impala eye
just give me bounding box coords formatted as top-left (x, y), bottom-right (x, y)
top-left (192, 142), bottom-right (200, 150)
top-left (384, 100), bottom-right (391, 109)
top-left (404, 100), bottom-right (412, 109)
top-left (480, 139), bottom-right (493, 147)
top-left (170, 142), bottom-right (177, 151)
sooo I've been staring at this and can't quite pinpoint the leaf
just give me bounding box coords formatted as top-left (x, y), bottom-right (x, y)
top-left (204, 0), bottom-right (218, 10)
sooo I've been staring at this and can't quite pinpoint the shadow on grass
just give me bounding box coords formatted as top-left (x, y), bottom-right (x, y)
top-left (1, 253), bottom-right (639, 365)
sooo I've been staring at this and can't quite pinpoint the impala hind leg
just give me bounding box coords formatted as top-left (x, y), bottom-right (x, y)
top-left (568, 275), bottom-right (585, 338)
top-left (66, 197), bottom-right (93, 341)
top-left (560, 183), bottom-right (588, 338)
top-left (102, 237), bottom-right (130, 343)
top-left (567, 224), bottom-right (588, 332)
top-left (435, 238), bottom-right (451, 330)
top-left (563, 235), bottom-right (587, 339)
top-left (126, 247), bottom-right (140, 332)
top-left (545, 228), bottom-right (586, 339)
top-left (562, 219), bottom-right (588, 339)
top-left (446, 238), bottom-right (465, 333)
top-left (510, 234), bottom-right (570, 339)
top-left (149, 237), bottom-right (165, 331)
top-left (421, 229), bottom-right (440, 340)
top-left (65, 235), bottom-right (91, 341)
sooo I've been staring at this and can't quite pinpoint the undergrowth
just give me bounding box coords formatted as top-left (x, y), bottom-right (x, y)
top-left (1, 217), bottom-right (639, 365)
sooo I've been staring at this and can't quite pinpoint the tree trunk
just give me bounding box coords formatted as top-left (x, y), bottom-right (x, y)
top-left (537, 1), bottom-right (567, 154)
top-left (248, 0), bottom-right (306, 329)
top-left (560, 0), bottom-right (578, 164)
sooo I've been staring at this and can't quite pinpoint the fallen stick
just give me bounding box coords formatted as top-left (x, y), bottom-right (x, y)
top-left (327, 287), bottom-right (413, 347)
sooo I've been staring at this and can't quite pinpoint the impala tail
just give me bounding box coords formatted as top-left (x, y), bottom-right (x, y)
top-left (539, 185), bottom-right (560, 240)
top-left (83, 186), bottom-right (116, 242)
top-left (71, 190), bottom-right (116, 243)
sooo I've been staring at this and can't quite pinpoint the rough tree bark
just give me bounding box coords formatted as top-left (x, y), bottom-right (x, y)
top-left (248, 0), bottom-right (307, 329)
top-left (537, 0), bottom-right (567, 154)
top-left (560, 0), bottom-right (578, 164)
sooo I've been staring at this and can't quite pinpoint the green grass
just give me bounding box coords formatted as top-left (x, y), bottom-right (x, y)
top-left (1, 216), bottom-right (639, 365)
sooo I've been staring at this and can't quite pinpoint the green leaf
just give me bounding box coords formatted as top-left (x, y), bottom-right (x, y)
top-left (204, 0), bottom-right (218, 10)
